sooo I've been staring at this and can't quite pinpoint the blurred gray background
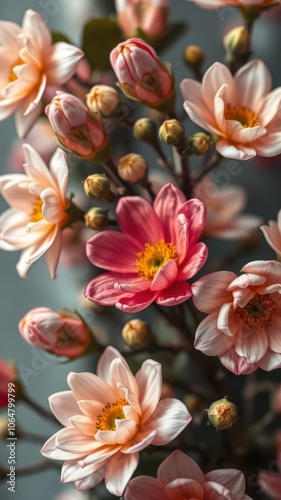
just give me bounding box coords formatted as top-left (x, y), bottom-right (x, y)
top-left (0, 1), bottom-right (281, 499)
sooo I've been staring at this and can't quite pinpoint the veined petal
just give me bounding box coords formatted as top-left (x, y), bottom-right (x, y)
top-left (67, 371), bottom-right (115, 405)
top-left (55, 427), bottom-right (97, 454)
top-left (135, 359), bottom-right (162, 424)
top-left (48, 391), bottom-right (82, 426)
top-left (235, 59), bottom-right (271, 112)
top-left (115, 419), bottom-right (137, 444)
top-left (41, 430), bottom-right (88, 460)
top-left (194, 312), bottom-right (234, 356)
top-left (156, 280), bottom-right (192, 306)
top-left (124, 477), bottom-right (167, 500)
top-left (44, 42), bottom-right (84, 85)
top-left (61, 458), bottom-right (105, 483)
top-left (153, 183), bottom-right (186, 242)
top-left (74, 464), bottom-right (107, 491)
top-left (192, 271), bottom-right (235, 313)
top-left (86, 231), bottom-right (140, 272)
top-left (219, 348), bottom-right (257, 375)
top-left (116, 289), bottom-right (157, 313)
top-left (69, 415), bottom-right (96, 436)
top-left (84, 272), bottom-right (131, 307)
top-left (165, 478), bottom-right (204, 498)
top-left (177, 242), bottom-right (208, 280)
top-left (151, 259), bottom-right (178, 291)
top-left (45, 230), bottom-right (62, 280)
top-left (258, 349), bottom-right (281, 371)
top-left (205, 468), bottom-right (246, 497)
top-left (105, 451), bottom-right (139, 497)
top-left (109, 357), bottom-right (139, 396)
top-left (158, 450), bottom-right (205, 484)
top-left (216, 140), bottom-right (256, 160)
top-left (234, 328), bottom-right (268, 363)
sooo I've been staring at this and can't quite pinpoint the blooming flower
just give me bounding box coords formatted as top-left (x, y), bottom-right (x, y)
top-left (125, 449), bottom-right (253, 499)
top-left (18, 307), bottom-right (91, 359)
top-left (115, 0), bottom-right (169, 39)
top-left (260, 209), bottom-right (281, 260)
top-left (180, 59), bottom-right (281, 160)
top-left (85, 183), bottom-right (208, 313)
top-left (0, 144), bottom-right (70, 278)
top-left (0, 359), bottom-right (17, 407)
top-left (185, 0), bottom-right (280, 11)
top-left (192, 260), bottom-right (281, 374)
top-left (0, 9), bottom-right (83, 138)
top-left (110, 38), bottom-right (175, 112)
top-left (193, 176), bottom-right (262, 239)
top-left (41, 346), bottom-right (191, 496)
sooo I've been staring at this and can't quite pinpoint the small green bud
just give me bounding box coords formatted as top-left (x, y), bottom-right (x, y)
top-left (133, 118), bottom-right (158, 145)
top-left (118, 153), bottom-right (148, 183)
top-left (122, 319), bottom-right (152, 347)
top-left (83, 174), bottom-right (114, 202)
top-left (223, 26), bottom-right (250, 60)
top-left (159, 119), bottom-right (185, 146)
top-left (188, 132), bottom-right (212, 156)
top-left (84, 208), bottom-right (109, 230)
top-left (207, 396), bottom-right (239, 430)
top-left (183, 45), bottom-right (205, 70)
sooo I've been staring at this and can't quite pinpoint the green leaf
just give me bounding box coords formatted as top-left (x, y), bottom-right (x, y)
top-left (82, 17), bottom-right (123, 71)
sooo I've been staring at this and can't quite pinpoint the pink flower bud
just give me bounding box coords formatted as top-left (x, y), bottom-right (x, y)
top-left (45, 92), bottom-right (109, 160)
top-left (110, 38), bottom-right (175, 112)
top-left (18, 308), bottom-right (92, 359)
top-left (115, 0), bottom-right (169, 38)
top-left (0, 360), bottom-right (17, 407)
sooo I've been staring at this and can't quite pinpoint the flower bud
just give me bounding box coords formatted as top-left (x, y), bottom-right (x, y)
top-left (188, 132), bottom-right (212, 155)
top-left (122, 319), bottom-right (152, 347)
top-left (46, 91), bottom-right (110, 161)
top-left (115, 0), bottom-right (169, 39)
top-left (159, 119), bottom-right (185, 146)
top-left (183, 45), bottom-right (205, 70)
top-left (207, 397), bottom-right (239, 430)
top-left (133, 117), bottom-right (158, 145)
top-left (84, 207), bottom-right (109, 230)
top-left (0, 360), bottom-right (18, 408)
top-left (83, 174), bottom-right (114, 202)
top-left (223, 26), bottom-right (250, 59)
top-left (110, 38), bottom-right (175, 113)
top-left (86, 85), bottom-right (120, 117)
top-left (118, 153), bottom-right (148, 183)
top-left (18, 308), bottom-right (92, 359)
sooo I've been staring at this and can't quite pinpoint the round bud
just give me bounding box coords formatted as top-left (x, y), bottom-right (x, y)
top-left (183, 45), bottom-right (205, 70)
top-left (207, 396), bottom-right (239, 430)
top-left (188, 132), bottom-right (212, 156)
top-left (83, 173), bottom-right (114, 202)
top-left (133, 118), bottom-right (158, 145)
top-left (86, 85), bottom-right (120, 117)
top-left (223, 26), bottom-right (250, 59)
top-left (117, 154), bottom-right (148, 183)
top-left (159, 119), bottom-right (185, 146)
top-left (84, 208), bottom-right (109, 230)
top-left (122, 319), bottom-right (152, 347)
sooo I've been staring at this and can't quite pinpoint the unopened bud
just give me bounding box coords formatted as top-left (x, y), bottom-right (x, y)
top-left (122, 319), bottom-right (152, 347)
top-left (188, 132), bottom-right (212, 156)
top-left (133, 118), bottom-right (158, 145)
top-left (86, 85), bottom-right (120, 117)
top-left (159, 119), bottom-right (185, 146)
top-left (223, 26), bottom-right (250, 59)
top-left (84, 207), bottom-right (109, 230)
top-left (207, 396), bottom-right (239, 430)
top-left (118, 154), bottom-right (148, 183)
top-left (183, 45), bottom-right (205, 70)
top-left (83, 174), bottom-right (114, 202)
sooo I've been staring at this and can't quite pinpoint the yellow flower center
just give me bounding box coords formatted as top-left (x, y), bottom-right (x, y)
top-left (96, 398), bottom-right (128, 432)
top-left (9, 58), bottom-right (25, 82)
top-left (136, 240), bottom-right (178, 280)
top-left (224, 102), bottom-right (260, 128)
top-left (30, 198), bottom-right (44, 223)
top-left (235, 293), bottom-right (276, 329)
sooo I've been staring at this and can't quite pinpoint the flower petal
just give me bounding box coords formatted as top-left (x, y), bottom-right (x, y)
top-left (219, 348), bottom-right (257, 375)
top-left (151, 259), bottom-right (178, 291)
top-left (67, 371), bottom-right (115, 404)
top-left (105, 451), bottom-right (139, 497)
top-left (135, 359), bottom-right (162, 424)
top-left (205, 468), bottom-right (246, 497)
top-left (48, 391), bottom-right (82, 426)
top-left (156, 280), bottom-right (192, 306)
top-left (45, 42), bottom-right (84, 85)
top-left (116, 289), bottom-right (157, 313)
top-left (125, 477), bottom-right (167, 500)
top-left (86, 231), bottom-right (140, 272)
top-left (84, 272), bottom-right (131, 306)
top-left (194, 312), bottom-right (234, 356)
top-left (192, 271), bottom-right (235, 313)
top-left (158, 450), bottom-right (205, 484)
top-left (234, 328), bottom-right (268, 363)
top-left (235, 59), bottom-right (271, 112)
top-left (153, 183), bottom-right (186, 242)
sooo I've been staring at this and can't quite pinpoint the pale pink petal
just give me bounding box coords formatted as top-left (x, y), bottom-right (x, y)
top-left (105, 451), bottom-right (139, 496)
top-left (48, 391), bottom-right (82, 426)
top-left (259, 87), bottom-right (281, 126)
top-left (156, 280), bottom-right (192, 306)
top-left (22, 143), bottom-right (54, 186)
top-left (219, 348), bottom-right (257, 375)
top-left (217, 303), bottom-right (238, 336)
top-left (84, 272), bottom-right (131, 306)
top-left (202, 480), bottom-right (231, 498)
top-left (216, 140), bottom-right (256, 160)
top-left (165, 478), bottom-right (204, 498)
top-left (75, 464), bottom-right (107, 490)
top-left (158, 450), bottom-right (205, 484)
top-left (177, 242), bottom-right (208, 280)
top-left (55, 427), bottom-right (97, 454)
top-left (135, 360), bottom-right (162, 424)
top-left (78, 444), bottom-right (121, 468)
top-left (69, 415), bottom-right (96, 436)
top-left (45, 230), bottom-right (62, 279)
top-left (202, 62), bottom-right (236, 109)
top-left (241, 260), bottom-right (281, 284)
top-left (260, 220), bottom-right (281, 257)
top-left (77, 400), bottom-right (106, 421)
top-left (125, 477), bottom-right (167, 500)
top-left (22, 10), bottom-right (51, 51)
top-left (0, 21), bottom-right (22, 50)
top-left (194, 312), bottom-right (234, 356)
top-left (254, 132), bottom-right (281, 157)
top-left (95, 430), bottom-right (119, 445)
top-left (192, 271), bottom-right (235, 313)
top-left (41, 187), bottom-right (63, 223)
top-left (206, 468), bottom-right (246, 497)
top-left (44, 42), bottom-right (84, 85)
top-left (86, 231), bottom-right (140, 272)
top-left (16, 229), bottom-right (57, 277)
top-left (151, 259), bottom-right (178, 291)
top-left (41, 431), bottom-right (88, 460)
top-left (235, 59), bottom-right (271, 112)
top-left (67, 372), bottom-right (115, 404)
top-left (116, 195), bottom-right (163, 246)
top-left (143, 398), bottom-right (191, 446)
top-left (49, 148), bottom-right (69, 200)
top-left (115, 419), bottom-right (137, 444)
top-left (235, 328), bottom-right (268, 363)
top-left (15, 91), bottom-right (43, 138)
top-left (153, 183), bottom-right (186, 242)
top-left (121, 429), bottom-right (157, 453)
top-left (257, 350), bottom-right (281, 371)
top-left (267, 319), bottom-right (281, 353)
top-left (181, 79), bottom-right (221, 135)
top-left (183, 101), bottom-right (222, 136)
top-left (109, 357), bottom-right (139, 396)
top-left (0, 101), bottom-right (19, 120)
top-left (97, 345), bottom-right (128, 383)
top-left (231, 125), bottom-right (266, 144)
top-left (61, 459), bottom-right (105, 483)
top-left (116, 289), bottom-right (157, 312)
top-left (211, 216), bottom-right (262, 240)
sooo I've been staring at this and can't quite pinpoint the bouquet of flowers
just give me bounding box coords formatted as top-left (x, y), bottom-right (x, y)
top-left (1, 0), bottom-right (281, 498)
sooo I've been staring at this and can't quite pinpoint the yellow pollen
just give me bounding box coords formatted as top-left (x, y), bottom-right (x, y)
top-left (235, 293), bottom-right (276, 329)
top-left (30, 198), bottom-right (44, 223)
top-left (224, 102), bottom-right (260, 128)
top-left (96, 398), bottom-right (128, 432)
top-left (9, 58), bottom-right (25, 82)
top-left (136, 239), bottom-right (178, 280)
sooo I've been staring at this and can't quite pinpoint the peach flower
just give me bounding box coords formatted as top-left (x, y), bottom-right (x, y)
top-left (180, 59), bottom-right (281, 160)
top-left (193, 176), bottom-right (262, 239)
top-left (125, 449), bottom-right (253, 499)
top-left (0, 144), bottom-right (70, 278)
top-left (192, 260), bottom-right (281, 374)
top-left (41, 346), bottom-right (191, 496)
top-left (0, 9), bottom-right (83, 138)
top-left (260, 209), bottom-right (281, 259)
top-left (85, 183), bottom-right (208, 313)
top-left (185, 0), bottom-right (280, 10)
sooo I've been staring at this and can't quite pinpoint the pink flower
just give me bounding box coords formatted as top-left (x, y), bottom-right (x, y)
top-left (0, 10), bottom-right (83, 138)
top-left (41, 346), bottom-right (191, 496)
top-left (193, 176), bottom-right (262, 239)
top-left (0, 144), bottom-right (70, 278)
top-left (110, 38), bottom-right (175, 112)
top-left (18, 307), bottom-right (91, 359)
top-left (85, 183), bottom-right (208, 313)
top-left (185, 0), bottom-right (279, 10)
top-left (192, 260), bottom-right (281, 374)
top-left (125, 449), bottom-right (252, 499)
top-left (261, 210), bottom-right (281, 259)
top-left (0, 359), bottom-right (17, 407)
top-left (180, 59), bottom-right (281, 160)
top-left (115, 0), bottom-right (169, 38)
top-left (258, 471), bottom-right (281, 499)
top-left (46, 91), bottom-right (109, 160)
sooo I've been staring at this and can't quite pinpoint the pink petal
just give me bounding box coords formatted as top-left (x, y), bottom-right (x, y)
top-left (158, 450), bottom-right (205, 484)
top-left (235, 59), bottom-right (271, 112)
top-left (257, 350), bottom-right (281, 371)
top-left (86, 231), bottom-right (140, 272)
top-left (258, 87), bottom-right (281, 126)
top-left (180, 79), bottom-right (221, 135)
top-left (216, 140), bottom-right (256, 160)
top-left (84, 272), bottom-right (131, 306)
top-left (254, 132), bottom-right (281, 157)
top-left (48, 391), bottom-right (82, 426)
top-left (217, 303), bottom-right (238, 336)
top-left (165, 478), bottom-right (204, 499)
top-left (67, 371), bottom-right (115, 404)
top-left (135, 359), bottom-right (162, 424)
top-left (49, 148), bottom-right (69, 199)
top-left (22, 10), bottom-right (51, 51)
top-left (114, 275), bottom-right (150, 293)
top-left (241, 260), bottom-right (281, 284)
top-left (153, 183), bottom-right (186, 242)
top-left (231, 125), bottom-right (266, 144)
top-left (41, 431), bottom-right (88, 460)
top-left (15, 97), bottom-right (43, 139)
top-left (156, 280), bottom-right (192, 306)
top-left (260, 220), bottom-right (281, 257)
top-left (194, 312), bottom-right (234, 356)
top-left (45, 230), bottom-right (62, 279)
top-left (202, 62), bottom-right (236, 108)
top-left (75, 463), bottom-right (107, 490)
top-left (219, 348), bottom-right (257, 375)
top-left (234, 328), bottom-right (268, 363)
top-left (202, 480), bottom-right (231, 498)
top-left (61, 459), bottom-right (105, 483)
top-left (69, 415), bottom-right (96, 436)
top-left (258, 471), bottom-right (281, 499)
top-left (22, 143), bottom-right (54, 186)
top-left (267, 319), bottom-right (281, 353)
top-left (177, 198), bottom-right (206, 246)
top-left (177, 242), bottom-right (208, 280)
top-left (121, 429), bottom-right (157, 453)
top-left (109, 357), bottom-right (139, 396)
top-left (151, 259), bottom-right (178, 291)
top-left (45, 42), bottom-right (83, 85)
top-left (115, 419), bottom-right (137, 444)
top-left (105, 451), bottom-right (139, 496)
top-left (205, 468), bottom-right (246, 497)
top-left (173, 213), bottom-right (189, 264)
top-left (55, 427), bottom-right (98, 454)
top-left (116, 195), bottom-right (163, 246)
top-left (116, 289), bottom-right (157, 312)
top-left (143, 398), bottom-right (191, 446)
top-left (192, 271), bottom-right (235, 313)
top-left (125, 477), bottom-right (167, 500)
